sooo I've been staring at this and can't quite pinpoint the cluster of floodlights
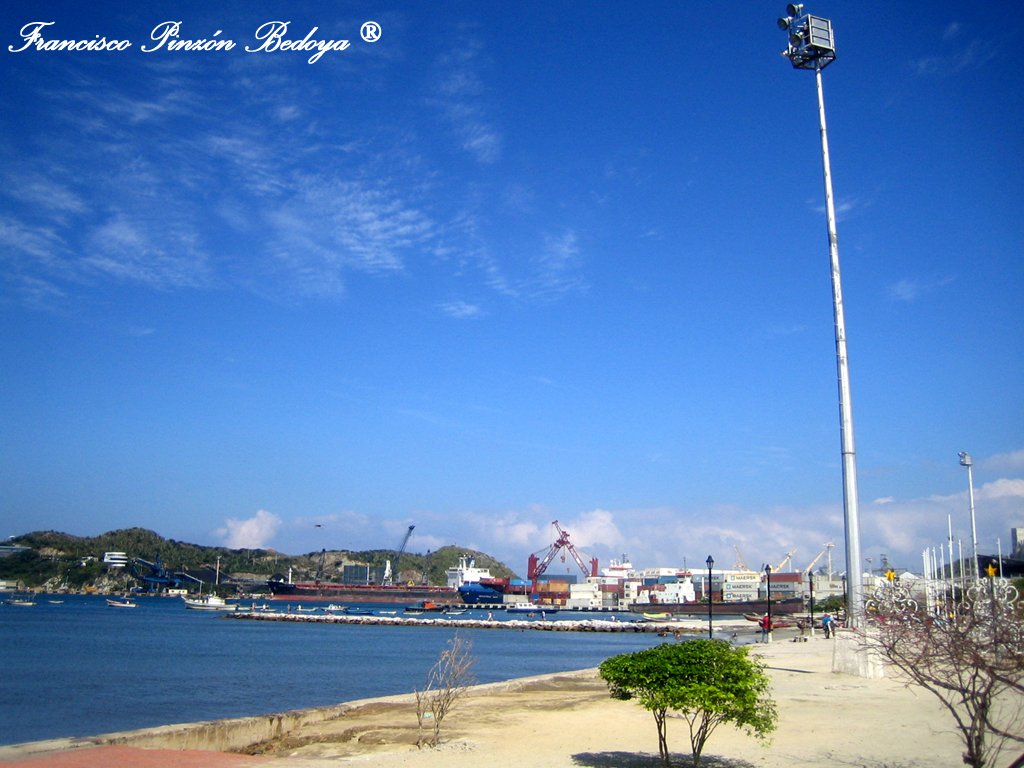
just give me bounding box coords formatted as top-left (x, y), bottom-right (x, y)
top-left (777, 3), bottom-right (836, 70)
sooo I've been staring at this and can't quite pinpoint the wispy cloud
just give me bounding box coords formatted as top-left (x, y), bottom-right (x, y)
top-left (983, 449), bottom-right (1024, 473)
top-left (886, 274), bottom-right (955, 302)
top-left (912, 36), bottom-right (998, 76)
top-left (429, 34), bottom-right (502, 164)
top-left (526, 230), bottom-right (587, 300)
top-left (438, 300), bottom-right (483, 319)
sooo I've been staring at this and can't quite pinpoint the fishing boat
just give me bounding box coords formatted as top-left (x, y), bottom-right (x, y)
top-left (106, 597), bottom-right (137, 609)
top-left (182, 594), bottom-right (238, 611)
top-left (5, 596), bottom-right (36, 607)
top-left (404, 600), bottom-right (447, 614)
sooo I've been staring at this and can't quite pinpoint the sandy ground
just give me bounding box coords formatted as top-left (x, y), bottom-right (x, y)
top-left (3, 628), bottom-right (1016, 768)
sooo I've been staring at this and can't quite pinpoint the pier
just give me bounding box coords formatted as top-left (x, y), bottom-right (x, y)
top-left (226, 609), bottom-right (708, 634)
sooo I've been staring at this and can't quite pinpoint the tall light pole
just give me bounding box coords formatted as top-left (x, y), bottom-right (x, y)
top-left (706, 555), bottom-right (715, 639)
top-left (958, 451), bottom-right (979, 580)
top-left (777, 4), bottom-right (864, 625)
top-left (764, 563), bottom-right (773, 643)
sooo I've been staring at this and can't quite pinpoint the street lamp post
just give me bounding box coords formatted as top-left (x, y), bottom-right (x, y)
top-left (764, 564), bottom-right (773, 643)
top-left (706, 555), bottom-right (715, 639)
top-left (807, 570), bottom-right (815, 637)
top-left (777, 4), bottom-right (864, 626)
top-left (958, 451), bottom-right (979, 581)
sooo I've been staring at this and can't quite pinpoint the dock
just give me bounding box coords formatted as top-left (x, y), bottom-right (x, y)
top-left (225, 609), bottom-right (713, 634)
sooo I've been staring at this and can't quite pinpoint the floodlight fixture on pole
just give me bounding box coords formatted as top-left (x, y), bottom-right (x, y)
top-left (958, 451), bottom-right (979, 580)
top-left (777, 5), bottom-right (864, 626)
top-left (706, 555), bottom-right (715, 639)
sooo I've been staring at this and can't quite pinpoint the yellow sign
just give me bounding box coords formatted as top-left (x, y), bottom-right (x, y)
top-left (986, 563), bottom-right (997, 578)
top-left (885, 569), bottom-right (897, 581)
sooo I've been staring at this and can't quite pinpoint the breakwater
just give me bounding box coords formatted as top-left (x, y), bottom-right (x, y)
top-left (227, 610), bottom-right (698, 633)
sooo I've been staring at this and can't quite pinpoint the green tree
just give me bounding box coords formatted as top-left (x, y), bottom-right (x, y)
top-left (599, 639), bottom-right (777, 767)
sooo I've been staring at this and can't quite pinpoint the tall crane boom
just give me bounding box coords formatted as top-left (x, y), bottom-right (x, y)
top-left (775, 549), bottom-right (797, 572)
top-left (383, 524), bottom-right (415, 586)
top-left (527, 520), bottom-right (598, 581)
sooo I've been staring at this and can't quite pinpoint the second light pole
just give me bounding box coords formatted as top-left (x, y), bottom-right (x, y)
top-left (706, 555), bottom-right (715, 638)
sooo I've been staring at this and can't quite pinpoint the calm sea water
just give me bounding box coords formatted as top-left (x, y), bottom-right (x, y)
top-left (1, 595), bottom-right (664, 746)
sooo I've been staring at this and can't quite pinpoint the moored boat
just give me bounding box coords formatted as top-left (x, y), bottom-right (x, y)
top-left (404, 600), bottom-right (447, 614)
top-left (106, 597), bottom-right (137, 608)
top-left (182, 594), bottom-right (238, 611)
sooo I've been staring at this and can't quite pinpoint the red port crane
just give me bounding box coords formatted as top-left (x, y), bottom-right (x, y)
top-left (527, 520), bottom-right (598, 581)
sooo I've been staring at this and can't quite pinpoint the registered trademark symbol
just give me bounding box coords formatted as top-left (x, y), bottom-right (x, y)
top-left (360, 21), bottom-right (381, 43)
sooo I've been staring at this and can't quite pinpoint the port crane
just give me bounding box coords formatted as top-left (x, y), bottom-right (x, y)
top-left (802, 544), bottom-right (832, 575)
top-left (732, 545), bottom-right (749, 571)
top-left (527, 520), bottom-right (598, 582)
top-left (775, 549), bottom-right (797, 572)
top-left (383, 524), bottom-right (415, 586)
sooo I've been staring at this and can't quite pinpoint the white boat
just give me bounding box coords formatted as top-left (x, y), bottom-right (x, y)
top-left (5, 596), bottom-right (36, 607)
top-left (182, 594), bottom-right (238, 611)
top-left (106, 597), bottom-right (137, 608)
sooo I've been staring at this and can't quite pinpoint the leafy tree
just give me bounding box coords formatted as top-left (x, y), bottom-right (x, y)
top-left (599, 639), bottom-right (776, 767)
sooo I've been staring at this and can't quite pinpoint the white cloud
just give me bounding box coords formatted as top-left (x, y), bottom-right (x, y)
top-left (886, 275), bottom-right (954, 302)
top-left (983, 449), bottom-right (1024, 473)
top-left (217, 510), bottom-right (282, 549)
top-left (438, 300), bottom-right (483, 319)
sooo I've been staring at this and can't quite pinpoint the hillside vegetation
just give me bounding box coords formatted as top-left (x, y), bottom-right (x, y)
top-left (0, 528), bottom-right (518, 591)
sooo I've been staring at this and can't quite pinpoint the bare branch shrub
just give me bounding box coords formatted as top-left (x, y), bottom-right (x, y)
top-left (861, 583), bottom-right (1023, 768)
top-left (415, 632), bottom-right (476, 748)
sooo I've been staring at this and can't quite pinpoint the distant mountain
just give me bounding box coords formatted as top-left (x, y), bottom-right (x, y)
top-left (2, 529), bottom-right (518, 590)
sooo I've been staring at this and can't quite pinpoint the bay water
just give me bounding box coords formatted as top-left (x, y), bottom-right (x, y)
top-left (1, 595), bottom-right (664, 746)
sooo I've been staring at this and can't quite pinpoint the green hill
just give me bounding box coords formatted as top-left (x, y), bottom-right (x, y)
top-left (0, 528), bottom-right (518, 591)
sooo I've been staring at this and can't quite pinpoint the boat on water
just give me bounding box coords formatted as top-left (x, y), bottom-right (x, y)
top-left (5, 596), bottom-right (36, 607)
top-left (106, 597), bottom-right (137, 609)
top-left (182, 594), bottom-right (238, 612)
top-left (403, 600), bottom-right (448, 614)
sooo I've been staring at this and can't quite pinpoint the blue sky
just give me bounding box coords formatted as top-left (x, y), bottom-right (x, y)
top-left (2, 1), bottom-right (1022, 578)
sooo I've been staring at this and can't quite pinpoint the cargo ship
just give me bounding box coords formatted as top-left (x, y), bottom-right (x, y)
top-left (267, 553), bottom-right (502, 604)
top-left (266, 576), bottom-right (458, 603)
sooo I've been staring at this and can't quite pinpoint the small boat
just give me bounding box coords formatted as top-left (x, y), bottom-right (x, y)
top-left (345, 607), bottom-right (375, 615)
top-left (5, 596), bottom-right (36, 607)
top-left (640, 612), bottom-right (673, 621)
top-left (48, 599), bottom-right (65, 604)
top-left (404, 600), bottom-right (447, 614)
top-left (182, 594), bottom-right (238, 611)
top-left (106, 597), bottom-right (137, 609)
top-left (323, 604), bottom-right (348, 612)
